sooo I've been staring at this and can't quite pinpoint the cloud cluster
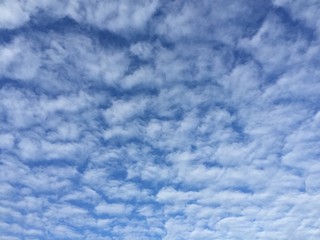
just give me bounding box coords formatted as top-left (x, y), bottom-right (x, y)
top-left (1, 0), bottom-right (320, 239)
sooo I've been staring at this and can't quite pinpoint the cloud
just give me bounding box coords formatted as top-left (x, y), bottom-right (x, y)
top-left (1, 0), bottom-right (320, 239)
top-left (103, 97), bottom-right (148, 125)
top-left (0, 1), bottom-right (30, 29)
top-left (0, 133), bottom-right (15, 149)
top-left (155, 0), bottom-right (270, 44)
top-left (95, 202), bottom-right (133, 216)
top-left (0, 0), bottom-right (159, 35)
top-left (0, 37), bottom-right (40, 80)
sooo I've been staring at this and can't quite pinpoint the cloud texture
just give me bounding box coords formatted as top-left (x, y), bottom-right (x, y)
top-left (0, 0), bottom-right (320, 239)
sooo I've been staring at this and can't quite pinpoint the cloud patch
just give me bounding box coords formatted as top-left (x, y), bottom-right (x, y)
top-left (1, 0), bottom-right (320, 239)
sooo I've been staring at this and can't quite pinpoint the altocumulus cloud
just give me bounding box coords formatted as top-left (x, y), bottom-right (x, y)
top-left (0, 0), bottom-right (320, 239)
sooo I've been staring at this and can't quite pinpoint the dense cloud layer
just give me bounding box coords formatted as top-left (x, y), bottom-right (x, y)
top-left (1, 0), bottom-right (320, 239)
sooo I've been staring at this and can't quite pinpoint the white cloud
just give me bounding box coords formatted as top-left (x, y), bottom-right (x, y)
top-left (157, 187), bottom-right (198, 203)
top-left (103, 97), bottom-right (148, 125)
top-left (0, 37), bottom-right (40, 80)
top-left (68, 0), bottom-right (159, 34)
top-left (0, 1), bottom-right (30, 29)
top-left (121, 66), bottom-right (158, 89)
top-left (101, 180), bottom-right (152, 201)
top-left (0, 0), bottom-right (159, 36)
top-left (305, 173), bottom-right (320, 194)
top-left (272, 0), bottom-right (320, 37)
top-left (0, 133), bottom-right (15, 149)
top-left (1, 1), bottom-right (320, 239)
top-left (95, 202), bottom-right (133, 216)
top-left (156, 0), bottom-right (269, 44)
top-left (130, 42), bottom-right (154, 60)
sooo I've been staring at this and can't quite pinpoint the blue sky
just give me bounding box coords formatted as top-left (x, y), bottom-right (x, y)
top-left (0, 0), bottom-right (320, 239)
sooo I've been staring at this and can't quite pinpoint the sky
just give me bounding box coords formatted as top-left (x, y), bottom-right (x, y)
top-left (0, 0), bottom-right (320, 239)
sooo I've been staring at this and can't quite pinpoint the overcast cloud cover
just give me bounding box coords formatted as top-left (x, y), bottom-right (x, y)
top-left (0, 0), bottom-right (320, 239)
